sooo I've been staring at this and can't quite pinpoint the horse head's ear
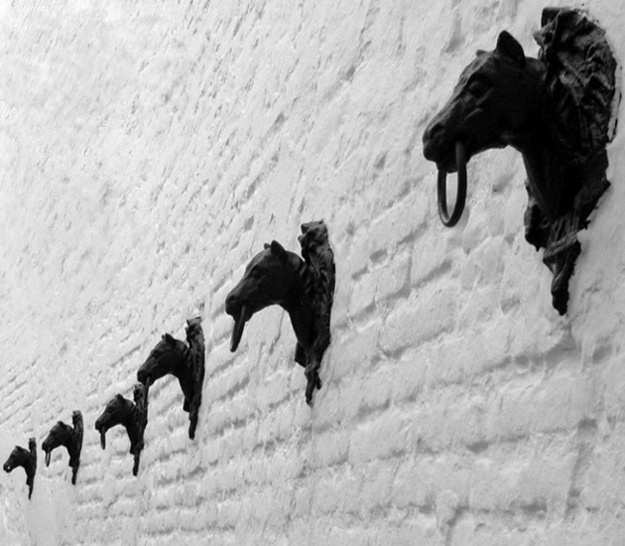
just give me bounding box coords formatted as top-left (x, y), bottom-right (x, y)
top-left (163, 333), bottom-right (176, 345)
top-left (263, 242), bottom-right (271, 249)
top-left (476, 49), bottom-right (486, 57)
top-left (270, 240), bottom-right (287, 260)
top-left (496, 31), bottom-right (525, 67)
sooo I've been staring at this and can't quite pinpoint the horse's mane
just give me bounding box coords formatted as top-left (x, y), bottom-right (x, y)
top-left (535, 8), bottom-right (617, 161)
top-left (185, 317), bottom-right (204, 376)
top-left (298, 221), bottom-right (335, 324)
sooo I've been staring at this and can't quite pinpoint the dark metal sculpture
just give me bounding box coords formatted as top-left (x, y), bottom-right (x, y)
top-left (226, 220), bottom-right (335, 405)
top-left (3, 438), bottom-right (37, 499)
top-left (422, 8), bottom-right (617, 314)
top-left (95, 384), bottom-right (148, 476)
top-left (137, 317), bottom-right (205, 440)
top-left (42, 410), bottom-right (83, 485)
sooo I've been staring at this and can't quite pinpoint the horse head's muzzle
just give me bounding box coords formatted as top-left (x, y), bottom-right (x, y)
top-left (42, 439), bottom-right (55, 467)
top-left (225, 292), bottom-right (252, 353)
top-left (136, 361), bottom-right (154, 388)
top-left (94, 418), bottom-right (109, 450)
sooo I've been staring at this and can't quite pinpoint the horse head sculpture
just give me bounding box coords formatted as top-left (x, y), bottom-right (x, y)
top-left (422, 8), bottom-right (617, 314)
top-left (42, 410), bottom-right (83, 485)
top-left (423, 30), bottom-right (546, 223)
top-left (226, 221), bottom-right (335, 405)
top-left (95, 384), bottom-right (147, 476)
top-left (137, 317), bottom-right (205, 439)
top-left (3, 438), bottom-right (37, 499)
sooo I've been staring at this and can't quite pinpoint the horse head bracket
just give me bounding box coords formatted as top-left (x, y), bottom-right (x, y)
top-left (95, 384), bottom-right (148, 476)
top-left (42, 410), bottom-right (83, 485)
top-left (3, 438), bottom-right (37, 499)
top-left (137, 317), bottom-right (205, 440)
top-left (423, 8), bottom-right (618, 314)
top-left (226, 220), bottom-right (335, 405)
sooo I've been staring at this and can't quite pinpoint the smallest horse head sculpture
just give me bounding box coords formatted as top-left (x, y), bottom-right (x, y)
top-left (42, 410), bottom-right (83, 485)
top-left (95, 384), bottom-right (148, 476)
top-left (136, 317), bottom-right (205, 440)
top-left (3, 438), bottom-right (37, 499)
top-left (422, 8), bottom-right (617, 314)
top-left (225, 220), bottom-right (335, 405)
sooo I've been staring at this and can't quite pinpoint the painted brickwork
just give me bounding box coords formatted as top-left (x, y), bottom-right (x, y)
top-left (0, 0), bottom-right (624, 544)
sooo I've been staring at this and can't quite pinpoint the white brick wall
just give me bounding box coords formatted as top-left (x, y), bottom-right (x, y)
top-left (0, 0), bottom-right (624, 544)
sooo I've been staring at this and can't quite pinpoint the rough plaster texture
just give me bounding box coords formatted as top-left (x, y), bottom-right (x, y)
top-left (0, 0), bottom-right (624, 544)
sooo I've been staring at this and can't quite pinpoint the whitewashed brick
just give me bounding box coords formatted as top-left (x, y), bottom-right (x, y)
top-left (380, 288), bottom-right (457, 353)
top-left (0, 1), bottom-right (624, 545)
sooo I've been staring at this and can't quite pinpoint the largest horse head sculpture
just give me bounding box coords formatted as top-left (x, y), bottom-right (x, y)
top-left (95, 384), bottom-right (148, 476)
top-left (136, 317), bottom-right (205, 440)
top-left (3, 438), bottom-right (37, 499)
top-left (42, 410), bottom-right (83, 485)
top-left (422, 8), bottom-right (617, 314)
top-left (226, 221), bottom-right (335, 405)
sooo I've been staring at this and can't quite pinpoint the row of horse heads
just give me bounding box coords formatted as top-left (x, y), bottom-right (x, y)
top-left (6, 8), bottom-right (617, 500)
top-left (3, 221), bottom-right (335, 498)
top-left (4, 413), bottom-right (81, 500)
top-left (4, 316), bottom-right (205, 498)
top-left (3, 7), bottom-right (617, 499)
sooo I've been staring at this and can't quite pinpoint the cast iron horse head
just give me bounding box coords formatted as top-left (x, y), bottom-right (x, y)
top-left (136, 317), bottom-right (205, 440)
top-left (42, 410), bottom-right (83, 485)
top-left (3, 438), bottom-right (37, 499)
top-left (95, 384), bottom-right (148, 476)
top-left (225, 221), bottom-right (335, 405)
top-left (422, 8), bottom-right (617, 314)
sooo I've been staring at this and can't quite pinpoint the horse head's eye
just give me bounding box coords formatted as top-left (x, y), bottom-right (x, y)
top-left (467, 78), bottom-right (491, 98)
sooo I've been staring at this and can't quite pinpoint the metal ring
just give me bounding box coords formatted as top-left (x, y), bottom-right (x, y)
top-left (437, 141), bottom-right (467, 227)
